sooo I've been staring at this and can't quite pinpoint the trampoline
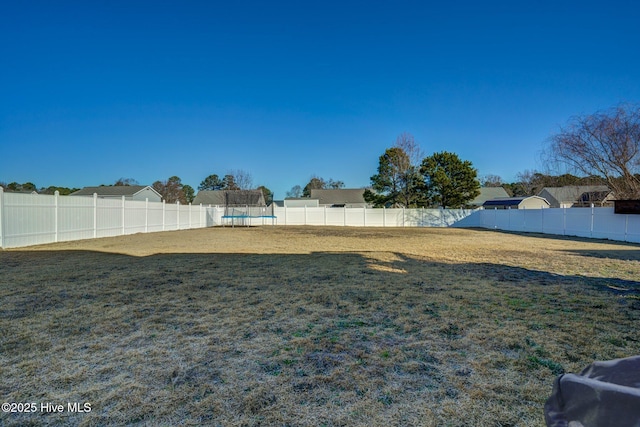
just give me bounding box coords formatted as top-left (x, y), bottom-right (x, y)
top-left (221, 212), bottom-right (278, 227)
top-left (221, 193), bottom-right (277, 227)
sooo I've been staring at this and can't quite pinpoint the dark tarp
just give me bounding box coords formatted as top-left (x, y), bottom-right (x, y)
top-left (544, 355), bottom-right (640, 427)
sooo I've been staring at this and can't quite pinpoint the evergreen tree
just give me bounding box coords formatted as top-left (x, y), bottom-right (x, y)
top-left (420, 151), bottom-right (480, 208)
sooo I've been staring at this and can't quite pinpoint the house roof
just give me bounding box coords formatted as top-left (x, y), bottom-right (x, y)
top-left (483, 196), bottom-right (550, 207)
top-left (470, 187), bottom-right (510, 206)
top-left (193, 190), bottom-right (266, 206)
top-left (71, 185), bottom-right (160, 197)
top-left (483, 197), bottom-right (528, 207)
top-left (537, 186), bottom-right (611, 206)
top-left (309, 189), bottom-right (366, 205)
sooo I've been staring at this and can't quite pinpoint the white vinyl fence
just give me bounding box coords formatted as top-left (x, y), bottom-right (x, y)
top-left (206, 205), bottom-right (477, 228)
top-left (2, 188), bottom-right (639, 248)
top-left (0, 188), bottom-right (210, 248)
top-left (274, 206), bottom-right (476, 227)
top-left (455, 207), bottom-right (640, 244)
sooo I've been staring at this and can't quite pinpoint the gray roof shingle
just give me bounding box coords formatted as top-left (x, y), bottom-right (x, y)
top-left (309, 189), bottom-right (367, 206)
top-left (538, 186), bottom-right (611, 207)
top-left (71, 185), bottom-right (154, 197)
top-left (193, 190), bottom-right (266, 206)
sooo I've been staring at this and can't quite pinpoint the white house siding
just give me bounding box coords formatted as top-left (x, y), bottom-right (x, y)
top-left (133, 188), bottom-right (162, 202)
top-left (519, 197), bottom-right (550, 209)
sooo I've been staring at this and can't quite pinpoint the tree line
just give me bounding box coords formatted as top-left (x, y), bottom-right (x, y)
top-left (196, 170), bottom-right (273, 205)
top-left (150, 171), bottom-right (274, 205)
top-left (0, 181), bottom-right (80, 196)
top-left (361, 133), bottom-right (481, 208)
top-left (0, 171), bottom-right (274, 205)
top-left (361, 104), bottom-right (640, 207)
top-left (3, 104), bottom-right (639, 205)
top-left (285, 176), bottom-right (345, 198)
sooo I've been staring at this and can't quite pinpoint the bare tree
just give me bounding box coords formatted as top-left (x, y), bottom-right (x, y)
top-left (114, 177), bottom-right (138, 186)
top-left (286, 185), bottom-right (303, 198)
top-left (366, 145), bottom-right (424, 207)
top-left (153, 176), bottom-right (187, 203)
top-left (301, 176), bottom-right (345, 196)
top-left (394, 132), bottom-right (424, 167)
top-left (547, 104), bottom-right (640, 199)
top-left (227, 169), bottom-right (253, 190)
top-left (516, 169), bottom-right (543, 196)
top-left (480, 174), bottom-right (503, 187)
top-left (302, 175), bottom-right (329, 197)
top-left (326, 178), bottom-right (344, 189)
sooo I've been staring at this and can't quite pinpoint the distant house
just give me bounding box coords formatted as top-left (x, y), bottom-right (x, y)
top-left (283, 198), bottom-right (320, 208)
top-left (537, 186), bottom-right (614, 208)
top-left (483, 196), bottom-right (550, 210)
top-left (71, 185), bottom-right (162, 202)
top-left (469, 187), bottom-right (510, 207)
top-left (310, 189), bottom-right (369, 208)
top-left (193, 190), bottom-right (266, 206)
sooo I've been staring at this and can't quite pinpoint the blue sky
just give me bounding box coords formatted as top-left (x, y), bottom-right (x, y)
top-left (1, 1), bottom-right (639, 199)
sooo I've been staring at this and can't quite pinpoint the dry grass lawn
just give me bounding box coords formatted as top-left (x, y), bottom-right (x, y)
top-left (1, 226), bottom-right (639, 426)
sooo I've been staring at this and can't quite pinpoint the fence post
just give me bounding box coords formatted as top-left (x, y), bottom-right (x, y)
top-left (304, 205), bottom-right (307, 225)
top-left (363, 207), bottom-right (366, 226)
top-left (93, 193), bottom-right (97, 238)
top-left (54, 191), bottom-right (59, 243)
top-left (383, 206), bottom-right (386, 227)
top-left (324, 205), bottom-right (327, 226)
top-left (145, 198), bottom-right (149, 233)
top-left (189, 203), bottom-right (192, 229)
top-left (162, 200), bottom-right (166, 231)
top-left (343, 206), bottom-right (347, 226)
top-left (176, 201), bottom-right (180, 230)
top-left (625, 214), bottom-right (629, 242)
top-left (590, 203), bottom-right (594, 237)
top-left (402, 207), bottom-right (405, 227)
top-left (122, 196), bottom-right (126, 235)
top-left (0, 186), bottom-right (4, 248)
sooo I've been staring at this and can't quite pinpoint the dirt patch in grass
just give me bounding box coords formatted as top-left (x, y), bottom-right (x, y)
top-left (1, 227), bottom-right (639, 426)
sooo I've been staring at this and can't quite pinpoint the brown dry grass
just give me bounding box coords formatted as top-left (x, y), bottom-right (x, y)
top-left (1, 226), bottom-right (639, 426)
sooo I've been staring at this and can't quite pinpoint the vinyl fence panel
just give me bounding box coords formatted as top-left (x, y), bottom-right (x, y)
top-left (269, 206), bottom-right (476, 228)
top-left (125, 199), bottom-right (148, 235)
top-left (1, 191), bottom-right (56, 247)
top-left (541, 208), bottom-right (566, 236)
top-left (57, 193), bottom-right (95, 242)
top-left (96, 197), bottom-right (125, 238)
top-left (564, 208), bottom-right (593, 238)
top-left (476, 206), bottom-right (640, 244)
top-left (147, 200), bottom-right (165, 232)
top-left (627, 215), bottom-right (640, 243)
top-left (0, 190), bottom-right (209, 248)
top-left (592, 208), bottom-right (626, 241)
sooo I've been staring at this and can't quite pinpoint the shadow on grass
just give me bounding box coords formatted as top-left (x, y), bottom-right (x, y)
top-left (1, 249), bottom-right (639, 426)
top-left (558, 249), bottom-right (640, 261)
top-left (470, 227), bottom-right (640, 252)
